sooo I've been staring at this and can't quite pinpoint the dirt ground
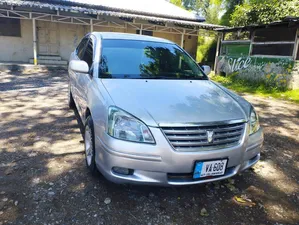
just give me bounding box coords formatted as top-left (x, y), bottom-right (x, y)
top-left (0, 67), bottom-right (298, 225)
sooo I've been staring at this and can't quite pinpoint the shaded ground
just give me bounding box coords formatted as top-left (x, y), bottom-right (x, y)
top-left (0, 68), bottom-right (298, 225)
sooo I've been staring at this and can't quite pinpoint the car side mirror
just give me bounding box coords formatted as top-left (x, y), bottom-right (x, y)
top-left (69, 60), bottom-right (89, 73)
top-left (201, 65), bottom-right (211, 75)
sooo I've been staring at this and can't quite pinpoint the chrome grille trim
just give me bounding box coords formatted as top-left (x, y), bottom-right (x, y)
top-left (161, 122), bottom-right (245, 151)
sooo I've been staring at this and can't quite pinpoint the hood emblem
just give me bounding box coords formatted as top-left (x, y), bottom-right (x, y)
top-left (207, 131), bottom-right (214, 143)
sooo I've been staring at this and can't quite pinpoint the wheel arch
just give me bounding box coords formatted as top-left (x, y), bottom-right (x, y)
top-left (84, 107), bottom-right (92, 122)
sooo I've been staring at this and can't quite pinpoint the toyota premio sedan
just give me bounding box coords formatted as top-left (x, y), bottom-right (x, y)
top-left (68, 32), bottom-right (263, 186)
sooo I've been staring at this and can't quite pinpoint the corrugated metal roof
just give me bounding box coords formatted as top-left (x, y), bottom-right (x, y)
top-left (0, 0), bottom-right (225, 29)
top-left (66, 0), bottom-right (203, 22)
top-left (216, 17), bottom-right (299, 32)
top-left (0, 0), bottom-right (204, 21)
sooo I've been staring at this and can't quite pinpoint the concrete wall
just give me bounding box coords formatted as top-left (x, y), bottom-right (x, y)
top-left (184, 35), bottom-right (198, 59)
top-left (58, 23), bottom-right (86, 60)
top-left (216, 55), bottom-right (299, 89)
top-left (94, 27), bottom-right (125, 33)
top-left (0, 19), bottom-right (33, 62)
top-left (153, 32), bottom-right (198, 59)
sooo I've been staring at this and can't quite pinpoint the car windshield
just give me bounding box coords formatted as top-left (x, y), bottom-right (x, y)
top-left (99, 39), bottom-right (207, 80)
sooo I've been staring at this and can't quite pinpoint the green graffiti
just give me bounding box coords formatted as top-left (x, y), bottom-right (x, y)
top-left (217, 56), bottom-right (295, 89)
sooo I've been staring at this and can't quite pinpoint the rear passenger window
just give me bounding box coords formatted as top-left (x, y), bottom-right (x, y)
top-left (82, 39), bottom-right (93, 69)
top-left (76, 37), bottom-right (88, 59)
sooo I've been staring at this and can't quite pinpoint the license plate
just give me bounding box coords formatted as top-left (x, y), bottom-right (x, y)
top-left (193, 159), bottom-right (228, 179)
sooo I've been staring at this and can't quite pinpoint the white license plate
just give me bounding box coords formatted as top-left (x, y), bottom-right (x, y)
top-left (193, 159), bottom-right (228, 179)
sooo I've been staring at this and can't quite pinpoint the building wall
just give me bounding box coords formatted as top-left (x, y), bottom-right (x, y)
top-left (0, 19), bottom-right (33, 62)
top-left (95, 27), bottom-right (198, 59)
top-left (184, 35), bottom-right (198, 59)
top-left (154, 32), bottom-right (181, 45)
top-left (93, 26), bottom-right (126, 33)
top-left (153, 32), bottom-right (198, 59)
top-left (0, 18), bottom-right (198, 63)
top-left (58, 23), bottom-right (86, 60)
top-left (217, 27), bottom-right (299, 90)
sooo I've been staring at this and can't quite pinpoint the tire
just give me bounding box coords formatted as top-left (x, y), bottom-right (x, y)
top-left (68, 86), bottom-right (75, 109)
top-left (84, 116), bottom-right (98, 175)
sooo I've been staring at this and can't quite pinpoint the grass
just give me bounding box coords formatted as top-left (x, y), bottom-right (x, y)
top-left (210, 74), bottom-right (299, 104)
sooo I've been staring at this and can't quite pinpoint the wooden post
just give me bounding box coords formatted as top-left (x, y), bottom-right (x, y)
top-left (140, 24), bottom-right (143, 35)
top-left (180, 29), bottom-right (185, 48)
top-left (90, 19), bottom-right (93, 32)
top-left (292, 28), bottom-right (299, 60)
top-left (32, 19), bottom-right (37, 66)
top-left (213, 33), bottom-right (222, 72)
top-left (249, 30), bottom-right (255, 56)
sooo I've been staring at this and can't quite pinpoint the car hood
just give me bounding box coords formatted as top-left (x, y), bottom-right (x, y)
top-left (101, 79), bottom-right (247, 127)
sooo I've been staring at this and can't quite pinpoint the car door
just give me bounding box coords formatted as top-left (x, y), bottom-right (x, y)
top-left (76, 35), bottom-right (95, 120)
top-left (69, 36), bottom-right (88, 109)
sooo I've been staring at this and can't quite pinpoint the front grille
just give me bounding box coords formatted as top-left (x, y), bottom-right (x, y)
top-left (161, 122), bottom-right (245, 151)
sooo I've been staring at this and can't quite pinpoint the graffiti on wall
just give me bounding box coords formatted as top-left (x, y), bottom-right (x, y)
top-left (216, 56), bottom-right (296, 89)
top-left (217, 57), bottom-right (252, 74)
top-left (227, 57), bottom-right (252, 72)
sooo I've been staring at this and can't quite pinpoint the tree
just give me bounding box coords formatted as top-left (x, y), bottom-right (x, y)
top-left (230, 0), bottom-right (299, 26)
top-left (170, 0), bottom-right (183, 7)
top-left (171, 0), bottom-right (224, 24)
top-left (183, 0), bottom-right (197, 10)
top-left (220, 0), bottom-right (244, 26)
top-left (202, 0), bottom-right (223, 24)
top-left (189, 0), bottom-right (224, 24)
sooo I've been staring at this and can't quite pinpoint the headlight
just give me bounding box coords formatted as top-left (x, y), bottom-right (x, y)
top-left (249, 107), bottom-right (260, 135)
top-left (107, 106), bottom-right (155, 144)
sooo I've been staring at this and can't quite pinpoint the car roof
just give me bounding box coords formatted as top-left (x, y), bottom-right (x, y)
top-left (92, 32), bottom-right (174, 44)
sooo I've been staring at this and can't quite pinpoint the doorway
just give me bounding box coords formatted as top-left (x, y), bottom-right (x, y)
top-left (37, 21), bottom-right (60, 55)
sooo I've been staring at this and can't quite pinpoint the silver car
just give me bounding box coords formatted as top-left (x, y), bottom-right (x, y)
top-left (68, 32), bottom-right (263, 186)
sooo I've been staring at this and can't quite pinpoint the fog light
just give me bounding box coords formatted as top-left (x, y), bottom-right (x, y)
top-left (112, 167), bottom-right (133, 175)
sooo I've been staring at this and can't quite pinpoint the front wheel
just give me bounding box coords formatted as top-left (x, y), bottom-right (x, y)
top-left (84, 116), bottom-right (98, 175)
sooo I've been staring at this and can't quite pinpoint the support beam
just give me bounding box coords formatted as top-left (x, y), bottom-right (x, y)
top-left (140, 24), bottom-right (143, 35)
top-left (214, 33), bottom-right (222, 72)
top-left (32, 19), bottom-right (37, 66)
top-left (90, 19), bottom-right (93, 32)
top-left (249, 30), bottom-right (255, 55)
top-left (292, 28), bottom-right (299, 60)
top-left (180, 29), bottom-right (185, 48)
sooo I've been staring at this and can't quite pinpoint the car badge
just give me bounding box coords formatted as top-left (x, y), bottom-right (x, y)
top-left (207, 131), bottom-right (214, 143)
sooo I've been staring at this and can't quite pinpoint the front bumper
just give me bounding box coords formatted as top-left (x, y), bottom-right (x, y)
top-left (94, 124), bottom-right (263, 186)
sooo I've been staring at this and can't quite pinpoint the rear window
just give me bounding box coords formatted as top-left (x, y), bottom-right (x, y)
top-left (98, 39), bottom-right (206, 80)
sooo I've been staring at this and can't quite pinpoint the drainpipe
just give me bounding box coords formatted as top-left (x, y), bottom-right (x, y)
top-left (180, 29), bottom-right (185, 48)
top-left (32, 19), bottom-right (37, 66)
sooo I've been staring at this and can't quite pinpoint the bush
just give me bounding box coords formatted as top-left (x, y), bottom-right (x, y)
top-left (211, 74), bottom-right (299, 103)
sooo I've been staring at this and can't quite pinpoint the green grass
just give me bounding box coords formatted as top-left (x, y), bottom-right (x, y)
top-left (210, 75), bottom-right (299, 104)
